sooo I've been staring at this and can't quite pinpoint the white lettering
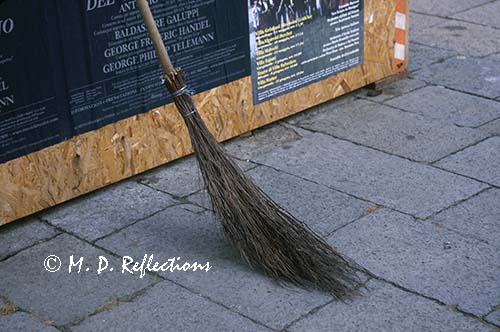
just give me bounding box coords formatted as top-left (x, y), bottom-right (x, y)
top-left (68, 256), bottom-right (84, 273)
top-left (0, 18), bottom-right (14, 35)
top-left (87, 0), bottom-right (115, 12)
top-left (97, 256), bottom-right (109, 274)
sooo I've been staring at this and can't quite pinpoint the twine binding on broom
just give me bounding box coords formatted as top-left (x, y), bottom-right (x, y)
top-left (163, 77), bottom-right (197, 118)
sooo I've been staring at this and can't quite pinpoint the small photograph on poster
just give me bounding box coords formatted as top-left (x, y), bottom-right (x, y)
top-left (248, 0), bottom-right (364, 104)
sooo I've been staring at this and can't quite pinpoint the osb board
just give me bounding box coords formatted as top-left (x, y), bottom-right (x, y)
top-left (0, 0), bottom-right (408, 225)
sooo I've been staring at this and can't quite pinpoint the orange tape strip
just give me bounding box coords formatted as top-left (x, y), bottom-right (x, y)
top-left (395, 29), bottom-right (405, 44)
top-left (396, 0), bottom-right (407, 14)
top-left (393, 0), bottom-right (407, 73)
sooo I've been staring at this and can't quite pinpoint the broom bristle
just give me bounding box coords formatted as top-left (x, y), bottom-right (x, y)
top-left (165, 70), bottom-right (365, 299)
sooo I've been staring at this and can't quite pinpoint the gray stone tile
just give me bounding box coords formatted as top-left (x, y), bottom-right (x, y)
top-left (177, 202), bottom-right (206, 213)
top-left (359, 79), bottom-right (426, 102)
top-left (0, 312), bottom-right (59, 332)
top-left (435, 137), bottom-right (500, 186)
top-left (485, 309), bottom-right (500, 326)
top-left (409, 44), bottom-right (457, 72)
top-left (293, 99), bottom-right (488, 162)
top-left (0, 234), bottom-right (155, 326)
top-left (72, 281), bottom-right (271, 332)
top-left (412, 18), bottom-right (500, 57)
top-left (0, 218), bottom-right (59, 260)
top-left (289, 280), bottom-right (495, 332)
top-left (138, 156), bottom-right (256, 198)
top-left (480, 118), bottom-right (500, 136)
top-left (386, 86), bottom-right (500, 127)
top-left (246, 166), bottom-right (369, 235)
top-left (453, 2), bottom-right (500, 28)
top-left (189, 166), bottom-right (369, 235)
top-left (429, 189), bottom-right (500, 247)
top-left (235, 158), bottom-right (259, 171)
top-left (486, 53), bottom-right (500, 62)
top-left (414, 56), bottom-right (500, 99)
top-left (330, 209), bottom-right (500, 317)
top-left (285, 94), bottom-right (356, 126)
top-left (410, 0), bottom-right (492, 16)
top-left (185, 189), bottom-right (212, 209)
top-left (251, 132), bottom-right (487, 218)
top-left (410, 13), bottom-right (444, 33)
top-left (97, 206), bottom-right (332, 330)
top-left (41, 181), bottom-right (175, 241)
top-left (137, 156), bottom-right (204, 197)
top-left (225, 124), bottom-right (303, 161)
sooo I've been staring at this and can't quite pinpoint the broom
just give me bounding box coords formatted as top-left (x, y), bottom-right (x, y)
top-left (136, 0), bottom-right (363, 298)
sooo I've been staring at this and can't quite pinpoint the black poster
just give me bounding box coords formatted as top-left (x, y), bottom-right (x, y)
top-left (0, 1), bottom-right (72, 162)
top-left (0, 0), bottom-right (250, 163)
top-left (59, 0), bottom-right (250, 134)
top-left (248, 0), bottom-right (364, 104)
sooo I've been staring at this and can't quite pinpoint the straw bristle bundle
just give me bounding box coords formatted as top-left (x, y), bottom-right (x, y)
top-left (164, 69), bottom-right (364, 298)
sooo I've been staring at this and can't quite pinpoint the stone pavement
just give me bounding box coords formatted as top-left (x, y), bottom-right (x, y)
top-left (1, 1), bottom-right (500, 331)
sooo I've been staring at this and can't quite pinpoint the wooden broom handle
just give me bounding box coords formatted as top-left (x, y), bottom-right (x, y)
top-left (136, 0), bottom-right (175, 75)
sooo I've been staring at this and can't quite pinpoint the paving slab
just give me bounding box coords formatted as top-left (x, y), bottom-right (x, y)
top-left (409, 44), bottom-right (457, 72)
top-left (188, 166), bottom-right (373, 235)
top-left (248, 166), bottom-right (369, 235)
top-left (360, 79), bottom-right (426, 102)
top-left (479, 118), bottom-right (500, 136)
top-left (293, 99), bottom-right (488, 162)
top-left (410, 0), bottom-right (492, 17)
top-left (410, 13), bottom-right (445, 32)
top-left (185, 189), bottom-right (212, 209)
top-left (435, 137), bottom-right (500, 186)
top-left (414, 56), bottom-right (500, 99)
top-left (177, 202), bottom-right (206, 213)
top-left (0, 296), bottom-right (7, 309)
top-left (138, 156), bottom-right (256, 198)
top-left (285, 94), bottom-right (356, 126)
top-left (0, 312), bottom-right (59, 332)
top-left (412, 18), bottom-right (500, 57)
top-left (0, 218), bottom-right (58, 260)
top-left (224, 124), bottom-right (303, 161)
top-left (97, 206), bottom-right (332, 330)
top-left (234, 158), bottom-right (258, 171)
top-left (251, 132), bottom-right (487, 218)
top-left (41, 181), bottom-right (176, 241)
top-left (485, 309), bottom-right (500, 326)
top-left (0, 234), bottom-right (155, 326)
top-left (429, 189), bottom-right (500, 247)
top-left (453, 2), bottom-right (500, 28)
top-left (486, 53), bottom-right (500, 62)
top-left (72, 281), bottom-right (271, 332)
top-left (330, 209), bottom-right (500, 317)
top-left (188, 166), bottom-right (369, 235)
top-left (137, 157), bottom-right (205, 198)
top-left (386, 86), bottom-right (500, 127)
top-left (289, 280), bottom-right (495, 332)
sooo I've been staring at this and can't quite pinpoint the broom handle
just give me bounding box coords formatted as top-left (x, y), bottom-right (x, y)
top-left (136, 0), bottom-right (175, 75)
